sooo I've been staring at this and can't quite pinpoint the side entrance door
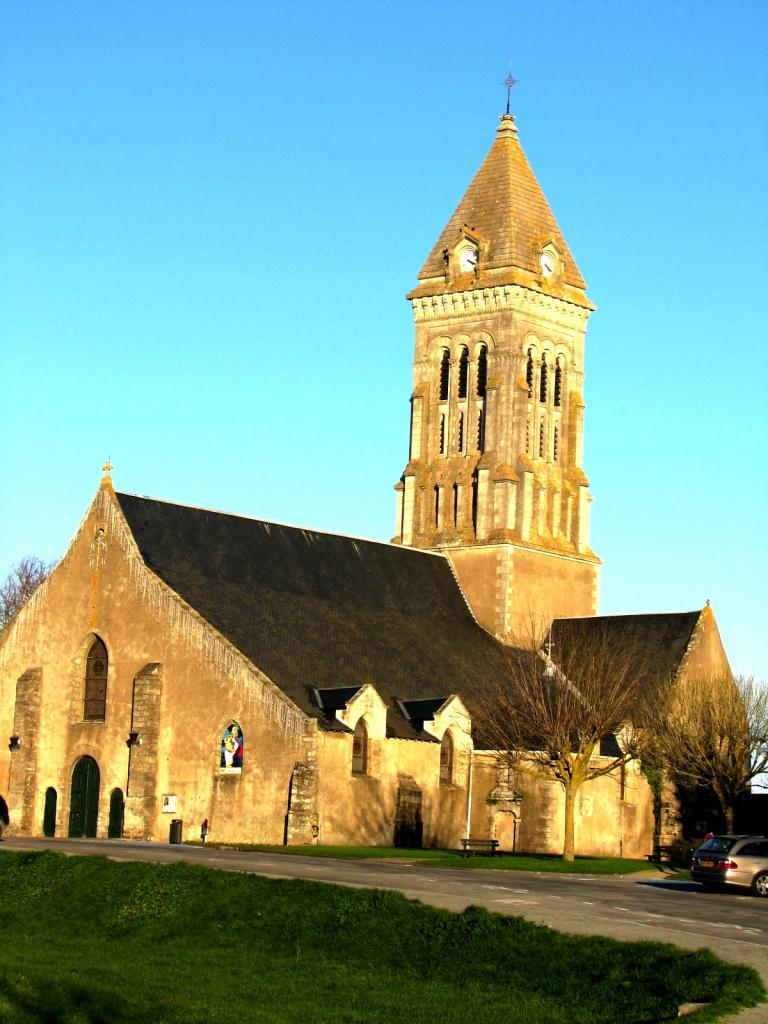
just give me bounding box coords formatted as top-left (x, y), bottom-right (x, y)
top-left (68, 756), bottom-right (100, 837)
top-left (393, 784), bottom-right (423, 849)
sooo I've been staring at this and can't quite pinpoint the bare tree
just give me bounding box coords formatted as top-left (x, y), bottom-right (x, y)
top-left (0, 556), bottom-right (52, 630)
top-left (478, 620), bottom-right (658, 861)
top-left (656, 674), bottom-right (768, 832)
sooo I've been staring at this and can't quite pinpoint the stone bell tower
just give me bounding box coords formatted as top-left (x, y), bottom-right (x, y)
top-left (394, 109), bottom-right (600, 642)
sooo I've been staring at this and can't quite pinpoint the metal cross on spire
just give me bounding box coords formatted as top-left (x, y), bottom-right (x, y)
top-left (503, 69), bottom-right (518, 115)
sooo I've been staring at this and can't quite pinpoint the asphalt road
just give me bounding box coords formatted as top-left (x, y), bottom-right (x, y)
top-left (4, 838), bottom-right (768, 1023)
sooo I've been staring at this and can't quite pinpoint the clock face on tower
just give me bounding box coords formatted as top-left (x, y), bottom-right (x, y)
top-left (540, 250), bottom-right (556, 277)
top-left (459, 247), bottom-right (478, 272)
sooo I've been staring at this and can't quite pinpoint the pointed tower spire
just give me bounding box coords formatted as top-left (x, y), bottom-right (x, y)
top-left (409, 111), bottom-right (591, 307)
top-left (394, 107), bottom-right (600, 642)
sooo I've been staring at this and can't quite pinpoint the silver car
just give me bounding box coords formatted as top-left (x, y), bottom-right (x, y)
top-left (691, 835), bottom-right (768, 897)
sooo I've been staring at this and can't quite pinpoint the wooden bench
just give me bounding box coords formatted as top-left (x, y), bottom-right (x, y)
top-left (647, 844), bottom-right (693, 865)
top-left (460, 838), bottom-right (500, 857)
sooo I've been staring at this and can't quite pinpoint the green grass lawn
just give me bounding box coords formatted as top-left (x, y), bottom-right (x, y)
top-left (0, 851), bottom-right (763, 1024)
top-left (194, 841), bottom-right (669, 875)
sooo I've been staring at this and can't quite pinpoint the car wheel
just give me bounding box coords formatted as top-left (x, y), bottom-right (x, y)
top-left (751, 872), bottom-right (768, 898)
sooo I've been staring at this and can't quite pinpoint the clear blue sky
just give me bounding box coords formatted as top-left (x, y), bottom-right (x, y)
top-left (1, 1), bottom-right (766, 679)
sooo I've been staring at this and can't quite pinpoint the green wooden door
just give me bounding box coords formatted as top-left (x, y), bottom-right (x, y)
top-left (68, 756), bottom-right (100, 837)
top-left (43, 787), bottom-right (57, 837)
top-left (108, 788), bottom-right (124, 838)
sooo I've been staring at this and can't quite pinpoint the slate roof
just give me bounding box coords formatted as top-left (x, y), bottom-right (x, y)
top-left (412, 114), bottom-right (587, 295)
top-left (115, 492), bottom-right (513, 739)
top-left (550, 612), bottom-right (702, 692)
top-left (114, 493), bottom-right (705, 743)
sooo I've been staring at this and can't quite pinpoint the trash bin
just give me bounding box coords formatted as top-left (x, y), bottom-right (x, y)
top-left (169, 818), bottom-right (183, 844)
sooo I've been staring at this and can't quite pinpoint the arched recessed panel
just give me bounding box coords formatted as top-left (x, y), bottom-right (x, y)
top-left (108, 787), bottom-right (124, 839)
top-left (43, 787), bottom-right (57, 838)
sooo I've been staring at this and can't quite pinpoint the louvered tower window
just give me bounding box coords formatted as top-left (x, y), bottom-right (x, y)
top-left (439, 414), bottom-right (446, 454)
top-left (526, 349), bottom-right (534, 398)
top-left (554, 358), bottom-right (563, 407)
top-left (476, 409), bottom-right (485, 451)
top-left (453, 484), bottom-right (459, 527)
top-left (458, 412), bottom-right (464, 452)
top-left (439, 349), bottom-right (450, 401)
top-left (539, 355), bottom-right (548, 403)
top-left (553, 425), bottom-right (559, 462)
top-left (539, 419), bottom-right (546, 458)
top-left (477, 346), bottom-right (488, 397)
top-left (457, 347), bottom-right (469, 398)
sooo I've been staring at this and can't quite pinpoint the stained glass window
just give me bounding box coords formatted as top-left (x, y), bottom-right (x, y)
top-left (84, 637), bottom-right (108, 721)
top-left (220, 723), bottom-right (244, 773)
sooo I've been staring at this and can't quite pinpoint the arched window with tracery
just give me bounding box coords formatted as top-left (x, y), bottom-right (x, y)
top-left (554, 357), bottom-right (563, 407)
top-left (476, 346), bottom-right (488, 397)
top-left (352, 718), bottom-right (369, 775)
top-left (220, 722), bottom-right (244, 773)
top-left (457, 347), bottom-right (469, 398)
top-left (439, 732), bottom-right (454, 786)
top-left (84, 637), bottom-right (108, 721)
top-left (439, 349), bottom-right (450, 401)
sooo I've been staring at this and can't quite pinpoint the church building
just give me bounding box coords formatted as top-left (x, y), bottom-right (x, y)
top-left (0, 108), bottom-right (730, 856)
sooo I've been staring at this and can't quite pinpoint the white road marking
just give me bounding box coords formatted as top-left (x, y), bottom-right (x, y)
top-left (512, 888), bottom-right (529, 893)
top-left (495, 899), bottom-right (540, 906)
top-left (601, 917), bottom-right (651, 928)
top-left (481, 884), bottom-right (512, 890)
top-left (581, 901), bottom-right (594, 905)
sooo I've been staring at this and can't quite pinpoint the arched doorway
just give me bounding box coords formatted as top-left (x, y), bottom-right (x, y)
top-left (68, 756), bottom-right (100, 837)
top-left (43, 787), bottom-right (57, 837)
top-left (108, 787), bottom-right (124, 839)
top-left (494, 810), bottom-right (518, 853)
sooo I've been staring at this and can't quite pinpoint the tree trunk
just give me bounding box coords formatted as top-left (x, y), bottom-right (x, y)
top-left (563, 784), bottom-right (576, 861)
top-left (724, 804), bottom-right (734, 833)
